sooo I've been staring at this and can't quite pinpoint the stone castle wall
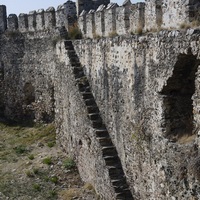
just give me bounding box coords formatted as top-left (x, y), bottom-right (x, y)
top-left (78, 0), bottom-right (200, 38)
top-left (0, 1), bottom-right (76, 33)
top-left (66, 29), bottom-right (200, 199)
top-left (76, 0), bottom-right (110, 16)
top-left (2, 0), bottom-right (200, 199)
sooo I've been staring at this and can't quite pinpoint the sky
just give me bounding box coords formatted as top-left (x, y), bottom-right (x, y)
top-left (0, 0), bottom-right (144, 15)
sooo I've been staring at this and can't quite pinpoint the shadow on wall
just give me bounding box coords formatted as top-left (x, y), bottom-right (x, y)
top-left (160, 54), bottom-right (200, 142)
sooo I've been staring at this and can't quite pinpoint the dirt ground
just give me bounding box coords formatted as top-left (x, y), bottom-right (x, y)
top-left (0, 121), bottom-right (99, 200)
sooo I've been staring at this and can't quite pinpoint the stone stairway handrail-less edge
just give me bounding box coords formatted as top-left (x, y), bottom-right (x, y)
top-left (64, 40), bottom-right (134, 200)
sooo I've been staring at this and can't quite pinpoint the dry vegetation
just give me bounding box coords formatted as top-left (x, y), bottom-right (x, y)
top-left (0, 121), bottom-right (98, 200)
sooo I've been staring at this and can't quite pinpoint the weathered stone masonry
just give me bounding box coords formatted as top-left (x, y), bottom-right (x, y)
top-left (52, 29), bottom-right (200, 199)
top-left (79, 0), bottom-right (200, 38)
top-left (2, 0), bottom-right (200, 199)
top-left (70, 31), bottom-right (200, 199)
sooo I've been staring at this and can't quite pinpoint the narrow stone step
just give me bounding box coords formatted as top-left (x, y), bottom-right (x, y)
top-left (74, 73), bottom-right (86, 80)
top-left (88, 113), bottom-right (100, 120)
top-left (65, 46), bottom-right (74, 51)
top-left (87, 106), bottom-right (99, 113)
top-left (81, 92), bottom-right (93, 100)
top-left (116, 190), bottom-right (133, 200)
top-left (111, 178), bottom-right (127, 187)
top-left (67, 51), bottom-right (77, 57)
top-left (76, 77), bottom-right (88, 85)
top-left (84, 98), bottom-right (96, 106)
top-left (95, 129), bottom-right (109, 137)
top-left (102, 146), bottom-right (118, 157)
top-left (71, 62), bottom-right (81, 67)
top-left (114, 186), bottom-right (129, 194)
top-left (97, 137), bottom-right (113, 146)
top-left (116, 193), bottom-right (126, 200)
top-left (104, 156), bottom-right (120, 166)
top-left (108, 167), bottom-right (124, 179)
top-left (78, 83), bottom-right (90, 91)
top-left (74, 72), bottom-right (85, 80)
top-left (78, 86), bottom-right (90, 93)
top-left (65, 40), bottom-right (73, 48)
top-left (70, 57), bottom-right (79, 63)
top-left (77, 85), bottom-right (91, 92)
top-left (73, 67), bottom-right (83, 74)
top-left (67, 49), bottom-right (76, 54)
top-left (71, 60), bottom-right (81, 65)
top-left (92, 120), bottom-right (104, 128)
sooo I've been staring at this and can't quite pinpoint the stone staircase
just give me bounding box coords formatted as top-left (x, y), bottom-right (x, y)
top-left (64, 40), bottom-right (134, 200)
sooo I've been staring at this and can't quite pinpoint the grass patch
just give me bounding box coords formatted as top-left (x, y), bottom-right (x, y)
top-left (59, 188), bottom-right (81, 199)
top-left (135, 26), bottom-right (143, 35)
top-left (14, 145), bottom-right (27, 155)
top-left (180, 22), bottom-right (191, 29)
top-left (33, 168), bottom-right (39, 175)
top-left (28, 154), bottom-right (34, 160)
top-left (50, 176), bottom-right (58, 184)
top-left (42, 157), bottom-right (52, 165)
top-left (26, 170), bottom-right (35, 178)
top-left (63, 158), bottom-right (76, 170)
top-left (68, 23), bottom-right (82, 40)
top-left (47, 141), bottom-right (55, 148)
top-left (33, 183), bottom-right (41, 191)
top-left (48, 190), bottom-right (57, 198)
top-left (108, 31), bottom-right (118, 38)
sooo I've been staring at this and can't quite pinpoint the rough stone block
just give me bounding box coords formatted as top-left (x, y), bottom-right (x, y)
top-left (44, 7), bottom-right (56, 29)
top-left (86, 10), bottom-right (95, 38)
top-left (95, 5), bottom-right (106, 37)
top-left (36, 9), bottom-right (45, 30)
top-left (0, 5), bottom-right (7, 33)
top-left (129, 3), bottom-right (145, 34)
top-left (104, 3), bottom-right (118, 37)
top-left (56, 5), bottom-right (66, 28)
top-left (18, 13), bottom-right (28, 32)
top-left (28, 11), bottom-right (36, 31)
top-left (7, 14), bottom-right (18, 31)
top-left (78, 10), bottom-right (87, 36)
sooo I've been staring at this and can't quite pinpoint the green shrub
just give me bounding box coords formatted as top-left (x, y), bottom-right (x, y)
top-left (14, 145), bottom-right (27, 154)
top-left (26, 170), bottom-right (34, 177)
top-left (28, 154), bottom-right (34, 160)
top-left (47, 141), bottom-right (55, 148)
top-left (63, 158), bottom-right (76, 170)
top-left (33, 168), bottom-right (39, 175)
top-left (42, 157), bottom-right (52, 165)
top-left (33, 183), bottom-right (41, 191)
top-left (48, 190), bottom-right (57, 198)
top-left (50, 176), bottom-right (58, 184)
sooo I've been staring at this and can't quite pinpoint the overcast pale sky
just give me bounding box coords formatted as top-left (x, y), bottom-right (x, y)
top-left (0, 0), bottom-right (144, 15)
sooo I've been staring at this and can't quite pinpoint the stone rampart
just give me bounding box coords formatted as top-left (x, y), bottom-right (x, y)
top-left (0, 0), bottom-right (76, 33)
top-left (68, 29), bottom-right (200, 199)
top-left (78, 0), bottom-right (200, 38)
top-left (2, 0), bottom-right (200, 199)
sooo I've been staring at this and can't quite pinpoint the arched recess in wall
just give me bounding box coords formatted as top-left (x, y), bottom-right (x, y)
top-left (160, 54), bottom-right (199, 142)
top-left (23, 82), bottom-right (35, 119)
top-left (23, 82), bottom-right (35, 105)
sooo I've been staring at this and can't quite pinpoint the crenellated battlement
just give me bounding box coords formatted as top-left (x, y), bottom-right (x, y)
top-left (0, 0), bottom-right (76, 34)
top-left (78, 0), bottom-right (200, 38)
top-left (1, 0), bottom-right (200, 38)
